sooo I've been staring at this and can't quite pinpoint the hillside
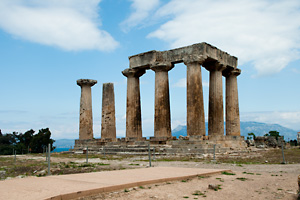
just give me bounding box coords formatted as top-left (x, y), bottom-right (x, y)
top-left (172, 121), bottom-right (297, 140)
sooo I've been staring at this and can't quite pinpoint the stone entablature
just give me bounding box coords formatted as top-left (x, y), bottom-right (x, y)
top-left (129, 43), bottom-right (237, 69)
top-left (122, 42), bottom-right (241, 140)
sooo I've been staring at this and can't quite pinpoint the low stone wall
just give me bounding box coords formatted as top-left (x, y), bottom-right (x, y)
top-left (73, 136), bottom-right (246, 156)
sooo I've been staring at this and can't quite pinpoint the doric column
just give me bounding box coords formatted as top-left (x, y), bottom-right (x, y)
top-left (205, 62), bottom-right (226, 137)
top-left (183, 56), bottom-right (206, 136)
top-left (150, 63), bottom-right (173, 138)
top-left (77, 79), bottom-right (97, 140)
top-left (223, 68), bottom-right (241, 136)
top-left (101, 83), bottom-right (116, 139)
top-left (122, 68), bottom-right (145, 139)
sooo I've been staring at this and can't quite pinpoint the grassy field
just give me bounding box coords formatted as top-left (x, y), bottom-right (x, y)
top-left (0, 147), bottom-right (299, 180)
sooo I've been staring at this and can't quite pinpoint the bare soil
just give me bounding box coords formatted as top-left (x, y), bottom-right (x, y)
top-left (76, 162), bottom-right (300, 200)
top-left (1, 148), bottom-right (299, 199)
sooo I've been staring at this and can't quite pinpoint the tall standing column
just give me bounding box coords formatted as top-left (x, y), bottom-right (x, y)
top-left (224, 68), bottom-right (241, 136)
top-left (101, 83), bottom-right (116, 140)
top-left (151, 63), bottom-right (173, 138)
top-left (77, 79), bottom-right (97, 140)
top-left (122, 68), bottom-right (145, 139)
top-left (183, 56), bottom-right (206, 136)
top-left (206, 62), bottom-right (226, 137)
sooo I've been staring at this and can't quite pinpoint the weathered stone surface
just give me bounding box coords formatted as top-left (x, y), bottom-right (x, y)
top-left (122, 68), bottom-right (145, 139)
top-left (122, 42), bottom-right (241, 142)
top-left (184, 56), bottom-right (206, 136)
top-left (129, 43), bottom-right (237, 69)
top-left (223, 68), bottom-right (241, 136)
top-left (207, 62), bottom-right (226, 137)
top-left (101, 83), bottom-right (116, 139)
top-left (151, 63), bottom-right (173, 138)
top-left (77, 79), bottom-right (97, 140)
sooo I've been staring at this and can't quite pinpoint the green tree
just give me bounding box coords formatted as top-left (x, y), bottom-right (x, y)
top-left (265, 130), bottom-right (281, 140)
top-left (30, 128), bottom-right (55, 153)
top-left (0, 133), bottom-right (16, 155)
top-left (247, 132), bottom-right (256, 140)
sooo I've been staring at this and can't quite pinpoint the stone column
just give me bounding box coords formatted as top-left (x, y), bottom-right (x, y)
top-left (183, 56), bottom-right (206, 136)
top-left (151, 63), bottom-right (173, 138)
top-left (223, 68), bottom-right (241, 136)
top-left (122, 68), bottom-right (145, 139)
top-left (77, 79), bottom-right (97, 140)
top-left (101, 83), bottom-right (116, 140)
top-left (205, 62), bottom-right (226, 137)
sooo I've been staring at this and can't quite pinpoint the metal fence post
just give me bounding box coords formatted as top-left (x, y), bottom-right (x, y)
top-left (86, 146), bottom-right (88, 164)
top-left (281, 143), bottom-right (286, 164)
top-left (148, 144), bottom-right (152, 167)
top-left (47, 143), bottom-right (51, 176)
top-left (213, 144), bottom-right (216, 162)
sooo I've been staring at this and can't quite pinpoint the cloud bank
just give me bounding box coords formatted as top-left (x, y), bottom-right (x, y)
top-left (0, 0), bottom-right (119, 51)
top-left (120, 0), bottom-right (160, 32)
top-left (124, 0), bottom-right (300, 76)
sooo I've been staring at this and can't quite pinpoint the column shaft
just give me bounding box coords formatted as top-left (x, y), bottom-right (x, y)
top-left (186, 61), bottom-right (206, 136)
top-left (122, 68), bottom-right (145, 139)
top-left (208, 69), bottom-right (224, 136)
top-left (77, 79), bottom-right (97, 140)
top-left (152, 64), bottom-right (172, 138)
top-left (225, 69), bottom-right (241, 136)
top-left (101, 83), bottom-right (116, 139)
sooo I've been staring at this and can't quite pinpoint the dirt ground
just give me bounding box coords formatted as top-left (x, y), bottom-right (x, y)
top-left (1, 150), bottom-right (300, 199)
top-left (77, 162), bottom-right (300, 200)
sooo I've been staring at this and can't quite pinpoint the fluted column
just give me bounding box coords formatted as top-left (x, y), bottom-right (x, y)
top-left (183, 56), bottom-right (206, 136)
top-left (77, 79), bottom-right (97, 140)
top-left (224, 68), bottom-right (241, 136)
top-left (122, 68), bottom-right (145, 139)
top-left (151, 63), bottom-right (173, 138)
top-left (205, 62), bottom-right (226, 137)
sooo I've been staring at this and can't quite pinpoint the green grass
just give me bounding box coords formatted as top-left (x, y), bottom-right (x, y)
top-left (222, 171), bottom-right (236, 175)
top-left (236, 177), bottom-right (248, 181)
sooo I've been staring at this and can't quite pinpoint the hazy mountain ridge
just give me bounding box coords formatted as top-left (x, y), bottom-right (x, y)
top-left (54, 122), bottom-right (298, 147)
top-left (172, 121), bottom-right (298, 140)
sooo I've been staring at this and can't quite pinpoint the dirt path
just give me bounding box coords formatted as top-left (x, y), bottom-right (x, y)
top-left (76, 163), bottom-right (300, 200)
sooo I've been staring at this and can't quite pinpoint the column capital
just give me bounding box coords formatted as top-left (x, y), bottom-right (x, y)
top-left (183, 55), bottom-right (207, 65)
top-left (150, 62), bottom-right (173, 72)
top-left (223, 68), bottom-right (241, 77)
top-left (77, 79), bottom-right (97, 87)
top-left (122, 68), bottom-right (146, 78)
top-left (204, 61), bottom-right (227, 72)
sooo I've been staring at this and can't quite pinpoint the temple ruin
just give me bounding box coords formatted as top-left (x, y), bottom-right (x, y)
top-left (74, 43), bottom-right (246, 155)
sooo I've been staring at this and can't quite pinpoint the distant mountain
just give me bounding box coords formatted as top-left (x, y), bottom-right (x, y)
top-left (172, 121), bottom-right (298, 140)
top-left (53, 139), bottom-right (75, 148)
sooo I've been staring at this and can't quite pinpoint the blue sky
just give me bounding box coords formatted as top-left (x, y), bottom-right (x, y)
top-left (0, 0), bottom-right (300, 139)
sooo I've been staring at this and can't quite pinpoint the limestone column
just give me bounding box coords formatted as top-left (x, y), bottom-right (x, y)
top-left (77, 79), bottom-right (97, 140)
top-left (206, 62), bottom-right (226, 137)
top-left (101, 83), bottom-right (116, 139)
top-left (151, 63), bottom-right (173, 138)
top-left (183, 56), bottom-right (206, 136)
top-left (223, 68), bottom-right (241, 136)
top-left (122, 68), bottom-right (145, 139)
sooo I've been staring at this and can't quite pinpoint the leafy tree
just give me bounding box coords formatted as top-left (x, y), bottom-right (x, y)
top-left (30, 128), bottom-right (55, 153)
top-left (265, 130), bottom-right (281, 140)
top-left (247, 132), bottom-right (256, 140)
top-left (0, 128), bottom-right (55, 154)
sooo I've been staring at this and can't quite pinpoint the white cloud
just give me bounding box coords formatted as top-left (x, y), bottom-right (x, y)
top-left (120, 0), bottom-right (160, 32)
top-left (241, 111), bottom-right (300, 130)
top-left (173, 78), bottom-right (209, 88)
top-left (0, 0), bottom-right (119, 51)
top-left (146, 0), bottom-right (300, 76)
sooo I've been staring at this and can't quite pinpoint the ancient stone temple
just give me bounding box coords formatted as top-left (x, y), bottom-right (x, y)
top-left (74, 43), bottom-right (245, 155)
top-left (122, 42), bottom-right (241, 140)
